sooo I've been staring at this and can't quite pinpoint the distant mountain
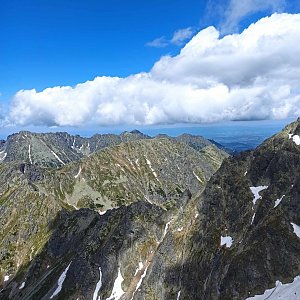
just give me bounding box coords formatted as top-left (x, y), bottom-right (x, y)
top-left (0, 130), bottom-right (228, 168)
top-left (1, 119), bottom-right (299, 299)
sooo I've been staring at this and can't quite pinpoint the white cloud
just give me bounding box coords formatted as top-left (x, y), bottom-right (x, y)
top-left (220, 0), bottom-right (287, 33)
top-left (170, 27), bottom-right (194, 45)
top-left (147, 27), bottom-right (194, 48)
top-left (6, 13), bottom-right (300, 127)
top-left (146, 37), bottom-right (168, 48)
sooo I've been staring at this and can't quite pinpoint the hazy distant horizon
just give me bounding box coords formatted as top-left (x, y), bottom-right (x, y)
top-left (0, 118), bottom-right (295, 152)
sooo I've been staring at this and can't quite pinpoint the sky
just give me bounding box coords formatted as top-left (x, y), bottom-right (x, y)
top-left (0, 0), bottom-right (300, 133)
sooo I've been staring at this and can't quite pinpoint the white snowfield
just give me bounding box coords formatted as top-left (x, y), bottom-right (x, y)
top-left (160, 220), bottom-right (172, 242)
top-left (28, 144), bottom-right (33, 164)
top-left (93, 267), bottom-right (102, 300)
top-left (106, 268), bottom-right (125, 300)
top-left (132, 263), bottom-right (149, 298)
top-left (221, 236), bottom-right (233, 248)
top-left (250, 186), bottom-right (268, 205)
top-left (251, 213), bottom-right (256, 225)
top-left (0, 151), bottom-right (7, 162)
top-left (291, 223), bottom-right (300, 238)
top-left (246, 276), bottom-right (300, 299)
top-left (134, 262), bottom-right (144, 276)
top-left (19, 281), bottom-right (25, 289)
top-left (193, 171), bottom-right (203, 183)
top-left (51, 150), bottom-right (65, 165)
top-left (74, 167), bottom-right (82, 178)
top-left (50, 262), bottom-right (72, 299)
top-left (145, 157), bottom-right (158, 180)
top-left (288, 133), bottom-right (300, 146)
top-left (274, 195), bottom-right (285, 208)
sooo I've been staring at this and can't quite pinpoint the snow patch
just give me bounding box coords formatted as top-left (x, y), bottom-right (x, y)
top-left (177, 290), bottom-right (181, 300)
top-left (293, 135), bottom-right (300, 145)
top-left (221, 236), bottom-right (233, 248)
top-left (92, 267), bottom-right (102, 300)
top-left (177, 227), bottom-right (183, 232)
top-left (106, 268), bottom-right (125, 300)
top-left (274, 195), bottom-right (285, 208)
top-left (99, 210), bottom-right (107, 216)
top-left (71, 138), bottom-right (76, 150)
top-left (0, 152), bottom-right (7, 162)
top-left (50, 262), bottom-right (72, 299)
top-left (246, 276), bottom-right (300, 299)
top-left (134, 262), bottom-right (144, 276)
top-left (250, 186), bottom-right (268, 205)
top-left (193, 171), bottom-right (203, 183)
top-left (160, 220), bottom-right (172, 242)
top-left (195, 213), bottom-right (199, 219)
top-left (145, 157), bottom-right (158, 180)
top-left (4, 275), bottom-right (10, 282)
top-left (244, 171), bottom-right (248, 176)
top-left (133, 263), bottom-right (149, 296)
top-left (291, 223), bottom-right (300, 238)
top-left (251, 213), bottom-right (256, 225)
top-left (288, 133), bottom-right (300, 146)
top-left (19, 282), bottom-right (25, 289)
top-left (28, 145), bottom-right (33, 164)
top-left (51, 150), bottom-right (65, 165)
top-left (74, 167), bottom-right (82, 179)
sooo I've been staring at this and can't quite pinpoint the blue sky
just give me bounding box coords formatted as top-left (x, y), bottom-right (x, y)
top-left (0, 0), bottom-right (205, 100)
top-left (0, 0), bottom-right (300, 133)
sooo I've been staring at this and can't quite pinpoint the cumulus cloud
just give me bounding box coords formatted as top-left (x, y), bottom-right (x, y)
top-left (7, 13), bottom-right (300, 127)
top-left (147, 27), bottom-right (194, 48)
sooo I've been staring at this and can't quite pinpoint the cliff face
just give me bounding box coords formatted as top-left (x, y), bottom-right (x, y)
top-left (1, 120), bottom-right (300, 300)
top-left (165, 118), bottom-right (300, 300)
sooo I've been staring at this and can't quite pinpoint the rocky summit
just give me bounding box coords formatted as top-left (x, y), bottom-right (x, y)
top-left (1, 120), bottom-right (300, 300)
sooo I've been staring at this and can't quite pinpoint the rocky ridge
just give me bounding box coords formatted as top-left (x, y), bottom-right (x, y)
top-left (1, 119), bottom-right (300, 299)
top-left (0, 131), bottom-right (227, 299)
top-left (0, 130), bottom-right (227, 168)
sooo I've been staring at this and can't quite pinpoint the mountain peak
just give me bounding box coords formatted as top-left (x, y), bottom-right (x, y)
top-left (129, 129), bottom-right (143, 135)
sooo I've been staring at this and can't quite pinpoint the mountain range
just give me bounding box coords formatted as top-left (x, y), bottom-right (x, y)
top-left (0, 119), bottom-right (300, 299)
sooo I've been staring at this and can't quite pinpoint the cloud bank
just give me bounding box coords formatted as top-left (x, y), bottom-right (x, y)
top-left (6, 13), bottom-right (300, 127)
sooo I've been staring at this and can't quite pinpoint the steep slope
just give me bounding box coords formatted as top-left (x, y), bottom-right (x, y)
top-left (0, 163), bottom-right (62, 287)
top-left (141, 117), bottom-right (300, 299)
top-left (0, 136), bottom-right (227, 298)
top-left (45, 138), bottom-right (227, 210)
top-left (2, 202), bottom-right (169, 300)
